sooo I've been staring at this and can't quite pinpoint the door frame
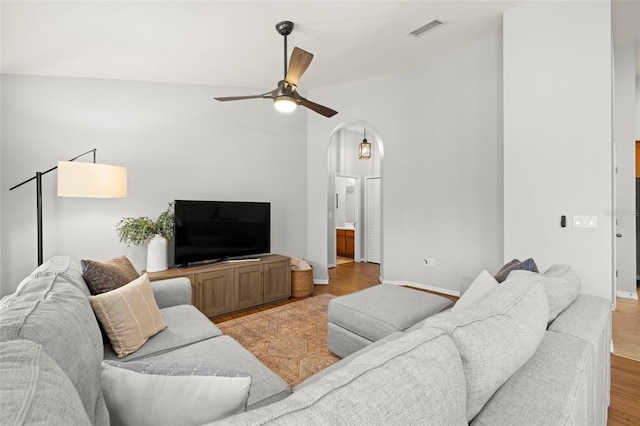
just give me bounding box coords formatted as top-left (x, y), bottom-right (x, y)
top-left (364, 176), bottom-right (381, 263)
top-left (326, 120), bottom-right (385, 281)
top-left (335, 173), bottom-right (361, 263)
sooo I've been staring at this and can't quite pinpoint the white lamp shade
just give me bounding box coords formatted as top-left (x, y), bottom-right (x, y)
top-left (57, 161), bottom-right (127, 198)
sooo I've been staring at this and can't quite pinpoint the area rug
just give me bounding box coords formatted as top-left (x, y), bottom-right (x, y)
top-left (216, 294), bottom-right (340, 387)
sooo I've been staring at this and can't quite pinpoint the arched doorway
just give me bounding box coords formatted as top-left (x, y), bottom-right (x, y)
top-left (326, 120), bottom-right (384, 282)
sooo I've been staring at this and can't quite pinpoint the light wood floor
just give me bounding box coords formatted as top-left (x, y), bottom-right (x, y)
top-left (610, 287), bottom-right (640, 426)
top-left (213, 262), bottom-right (640, 425)
top-left (612, 290), bottom-right (640, 362)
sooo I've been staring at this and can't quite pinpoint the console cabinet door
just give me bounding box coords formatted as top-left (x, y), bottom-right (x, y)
top-left (263, 260), bottom-right (291, 302)
top-left (234, 264), bottom-right (264, 309)
top-left (195, 269), bottom-right (234, 317)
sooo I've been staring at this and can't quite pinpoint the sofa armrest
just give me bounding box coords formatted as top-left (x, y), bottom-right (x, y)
top-left (547, 294), bottom-right (611, 424)
top-left (150, 278), bottom-right (192, 308)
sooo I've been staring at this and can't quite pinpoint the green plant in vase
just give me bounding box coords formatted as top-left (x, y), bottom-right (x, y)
top-left (116, 202), bottom-right (175, 246)
top-left (116, 202), bottom-right (175, 272)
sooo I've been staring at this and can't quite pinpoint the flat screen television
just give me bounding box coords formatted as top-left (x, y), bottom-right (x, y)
top-left (174, 200), bottom-right (271, 267)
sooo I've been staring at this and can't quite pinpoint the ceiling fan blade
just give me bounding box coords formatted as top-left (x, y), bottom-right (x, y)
top-left (296, 95), bottom-right (338, 118)
top-left (285, 47), bottom-right (313, 86)
top-left (214, 89), bottom-right (275, 102)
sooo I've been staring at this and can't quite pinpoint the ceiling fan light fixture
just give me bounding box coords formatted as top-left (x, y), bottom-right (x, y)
top-left (274, 96), bottom-right (297, 113)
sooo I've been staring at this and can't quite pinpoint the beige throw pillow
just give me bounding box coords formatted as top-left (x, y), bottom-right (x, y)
top-left (88, 274), bottom-right (167, 358)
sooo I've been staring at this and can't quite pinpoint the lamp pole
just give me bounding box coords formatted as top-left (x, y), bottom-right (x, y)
top-left (10, 149), bottom-right (97, 266)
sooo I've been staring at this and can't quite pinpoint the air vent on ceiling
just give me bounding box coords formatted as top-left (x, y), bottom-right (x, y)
top-left (408, 19), bottom-right (444, 37)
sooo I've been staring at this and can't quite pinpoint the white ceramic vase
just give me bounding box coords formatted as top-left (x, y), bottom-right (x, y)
top-left (146, 234), bottom-right (168, 272)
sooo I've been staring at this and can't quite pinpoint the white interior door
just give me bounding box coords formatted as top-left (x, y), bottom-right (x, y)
top-left (365, 177), bottom-right (381, 263)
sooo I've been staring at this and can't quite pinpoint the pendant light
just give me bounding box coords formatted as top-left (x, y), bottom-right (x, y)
top-left (359, 128), bottom-right (371, 160)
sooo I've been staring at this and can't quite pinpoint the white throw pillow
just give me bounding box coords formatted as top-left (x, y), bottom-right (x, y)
top-left (452, 270), bottom-right (498, 312)
top-left (100, 361), bottom-right (251, 426)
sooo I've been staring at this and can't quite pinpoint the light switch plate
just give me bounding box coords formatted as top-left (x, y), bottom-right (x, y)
top-left (573, 215), bottom-right (597, 228)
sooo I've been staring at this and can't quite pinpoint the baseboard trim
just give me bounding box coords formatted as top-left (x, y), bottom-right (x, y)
top-left (313, 279), bottom-right (329, 285)
top-left (384, 281), bottom-right (460, 297)
top-left (616, 291), bottom-right (639, 300)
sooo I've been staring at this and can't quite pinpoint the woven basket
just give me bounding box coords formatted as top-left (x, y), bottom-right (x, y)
top-left (291, 266), bottom-right (314, 297)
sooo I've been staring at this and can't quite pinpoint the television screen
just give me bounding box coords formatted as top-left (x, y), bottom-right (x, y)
top-left (174, 200), bottom-right (270, 267)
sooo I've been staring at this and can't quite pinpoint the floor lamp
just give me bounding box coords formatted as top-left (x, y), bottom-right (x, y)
top-left (9, 149), bottom-right (127, 266)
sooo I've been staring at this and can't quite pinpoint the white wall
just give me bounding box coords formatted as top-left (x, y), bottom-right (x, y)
top-left (637, 75), bottom-right (640, 140)
top-left (504, 1), bottom-right (613, 300)
top-left (614, 41), bottom-right (637, 295)
top-left (404, 32), bottom-right (504, 288)
top-left (0, 3), bottom-right (3, 288)
top-left (308, 32), bottom-right (504, 293)
top-left (0, 74), bottom-right (308, 296)
top-left (308, 74), bottom-right (410, 284)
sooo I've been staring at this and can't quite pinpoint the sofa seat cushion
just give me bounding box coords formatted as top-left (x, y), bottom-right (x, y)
top-left (328, 284), bottom-right (453, 342)
top-left (0, 340), bottom-right (91, 426)
top-left (423, 279), bottom-right (548, 422)
top-left (0, 275), bottom-right (108, 425)
top-left (217, 327), bottom-right (468, 426)
top-left (471, 331), bottom-right (592, 426)
top-left (140, 335), bottom-right (291, 410)
top-left (103, 304), bottom-right (223, 361)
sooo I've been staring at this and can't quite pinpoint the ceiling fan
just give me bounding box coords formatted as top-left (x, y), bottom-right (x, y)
top-left (214, 21), bottom-right (338, 118)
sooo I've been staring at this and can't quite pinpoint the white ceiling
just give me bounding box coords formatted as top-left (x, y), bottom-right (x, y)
top-left (1, 1), bottom-right (639, 92)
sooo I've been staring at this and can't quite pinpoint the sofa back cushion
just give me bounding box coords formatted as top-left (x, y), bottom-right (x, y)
top-left (30, 256), bottom-right (91, 296)
top-left (0, 274), bottom-right (108, 425)
top-left (508, 264), bottom-right (581, 323)
top-left (217, 327), bottom-right (468, 426)
top-left (0, 340), bottom-right (91, 425)
top-left (423, 279), bottom-right (548, 422)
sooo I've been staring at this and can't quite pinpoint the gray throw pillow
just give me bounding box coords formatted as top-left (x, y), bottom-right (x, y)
top-left (494, 258), bottom-right (538, 283)
top-left (81, 256), bottom-right (140, 295)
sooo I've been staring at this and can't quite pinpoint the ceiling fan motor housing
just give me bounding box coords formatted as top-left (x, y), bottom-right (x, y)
top-left (276, 21), bottom-right (294, 36)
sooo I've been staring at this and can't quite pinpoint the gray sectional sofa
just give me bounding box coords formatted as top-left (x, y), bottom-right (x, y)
top-left (0, 256), bottom-right (611, 425)
top-left (217, 264), bottom-right (612, 425)
top-left (0, 256), bottom-right (290, 425)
